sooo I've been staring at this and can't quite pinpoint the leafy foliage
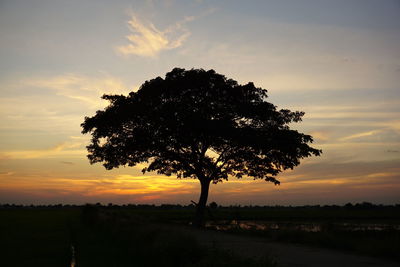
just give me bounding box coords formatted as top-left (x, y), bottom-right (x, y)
top-left (81, 68), bottom-right (320, 185)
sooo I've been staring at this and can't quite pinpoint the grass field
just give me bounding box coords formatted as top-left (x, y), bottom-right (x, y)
top-left (1, 203), bottom-right (399, 266)
top-left (0, 205), bottom-right (274, 266)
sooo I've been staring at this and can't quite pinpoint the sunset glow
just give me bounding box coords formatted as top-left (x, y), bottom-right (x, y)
top-left (0, 0), bottom-right (399, 205)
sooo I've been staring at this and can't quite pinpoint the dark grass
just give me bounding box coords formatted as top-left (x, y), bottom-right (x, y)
top-left (206, 204), bottom-right (400, 222)
top-left (107, 203), bottom-right (400, 261)
top-left (0, 208), bottom-right (79, 266)
top-left (80, 203), bottom-right (400, 223)
top-left (1, 204), bottom-right (399, 266)
top-left (75, 205), bottom-right (275, 266)
top-left (0, 206), bottom-right (275, 267)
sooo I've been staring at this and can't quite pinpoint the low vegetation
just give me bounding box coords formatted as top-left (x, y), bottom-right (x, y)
top-left (1, 202), bottom-right (399, 266)
top-left (1, 204), bottom-right (275, 266)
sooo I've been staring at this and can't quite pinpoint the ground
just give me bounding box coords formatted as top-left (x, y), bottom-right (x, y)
top-left (180, 225), bottom-right (400, 267)
top-left (2, 206), bottom-right (399, 266)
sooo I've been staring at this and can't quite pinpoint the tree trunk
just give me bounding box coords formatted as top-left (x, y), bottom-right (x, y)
top-left (193, 178), bottom-right (211, 228)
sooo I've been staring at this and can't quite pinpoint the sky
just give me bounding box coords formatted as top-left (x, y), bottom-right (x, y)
top-left (0, 0), bottom-right (399, 205)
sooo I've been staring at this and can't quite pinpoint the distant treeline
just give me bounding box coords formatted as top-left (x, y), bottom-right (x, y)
top-left (2, 201), bottom-right (399, 222)
top-left (0, 201), bottom-right (399, 209)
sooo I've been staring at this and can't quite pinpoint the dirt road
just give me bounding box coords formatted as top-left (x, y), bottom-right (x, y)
top-left (182, 226), bottom-right (399, 267)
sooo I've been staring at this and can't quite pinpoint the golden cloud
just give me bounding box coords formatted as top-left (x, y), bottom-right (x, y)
top-left (116, 14), bottom-right (194, 57)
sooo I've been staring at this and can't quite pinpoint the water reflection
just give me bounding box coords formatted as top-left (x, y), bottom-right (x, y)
top-left (206, 220), bottom-right (400, 232)
top-left (70, 245), bottom-right (76, 267)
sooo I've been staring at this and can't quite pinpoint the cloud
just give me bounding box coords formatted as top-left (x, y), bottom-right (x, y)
top-left (60, 161), bottom-right (74, 165)
top-left (339, 130), bottom-right (382, 141)
top-left (0, 172), bottom-right (14, 176)
top-left (338, 127), bottom-right (400, 143)
top-left (0, 171), bottom-right (200, 205)
top-left (0, 73), bottom-right (137, 137)
top-left (0, 136), bottom-right (88, 160)
top-left (309, 130), bottom-right (330, 142)
top-left (116, 14), bottom-right (194, 57)
top-left (21, 74), bottom-right (131, 109)
top-left (2, 157), bottom-right (399, 205)
top-left (0, 149), bottom-right (85, 160)
top-left (280, 159), bottom-right (400, 184)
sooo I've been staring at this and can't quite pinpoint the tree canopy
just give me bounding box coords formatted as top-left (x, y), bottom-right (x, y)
top-left (81, 68), bottom-right (321, 226)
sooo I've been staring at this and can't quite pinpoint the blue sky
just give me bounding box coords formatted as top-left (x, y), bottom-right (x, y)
top-left (0, 0), bottom-right (399, 205)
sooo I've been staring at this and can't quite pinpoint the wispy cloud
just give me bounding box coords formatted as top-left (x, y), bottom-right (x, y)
top-left (0, 136), bottom-right (88, 160)
top-left (0, 73), bottom-right (136, 136)
top-left (309, 130), bottom-right (330, 142)
top-left (0, 172), bottom-right (199, 204)
top-left (339, 130), bottom-right (382, 141)
top-left (22, 74), bottom-right (131, 108)
top-left (116, 14), bottom-right (196, 57)
top-left (60, 161), bottom-right (74, 165)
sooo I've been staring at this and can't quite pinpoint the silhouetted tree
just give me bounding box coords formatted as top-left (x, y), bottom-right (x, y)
top-left (81, 68), bottom-right (321, 227)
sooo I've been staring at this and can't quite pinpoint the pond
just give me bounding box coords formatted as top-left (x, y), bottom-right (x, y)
top-left (206, 220), bottom-right (400, 232)
top-left (70, 245), bottom-right (76, 267)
